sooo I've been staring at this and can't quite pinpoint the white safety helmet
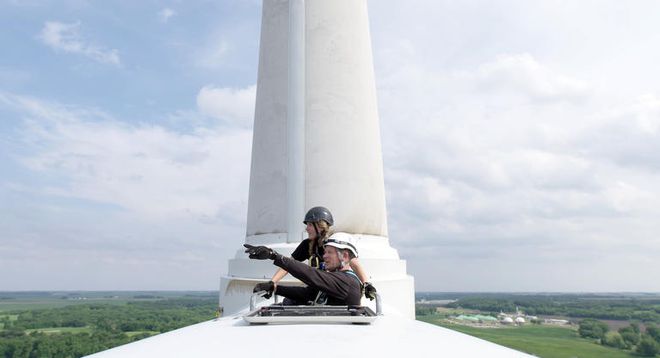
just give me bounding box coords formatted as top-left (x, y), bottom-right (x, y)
top-left (324, 232), bottom-right (358, 258)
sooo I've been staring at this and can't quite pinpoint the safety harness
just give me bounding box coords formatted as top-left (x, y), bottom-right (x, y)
top-left (311, 269), bottom-right (362, 305)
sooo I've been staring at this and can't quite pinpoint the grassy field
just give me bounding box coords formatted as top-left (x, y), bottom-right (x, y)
top-left (419, 316), bottom-right (635, 358)
top-left (0, 298), bottom-right (130, 312)
top-left (0, 291), bottom-right (213, 312)
top-left (125, 330), bottom-right (159, 337)
top-left (24, 326), bottom-right (93, 334)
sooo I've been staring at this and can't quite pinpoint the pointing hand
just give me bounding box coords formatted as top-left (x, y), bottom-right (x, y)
top-left (243, 244), bottom-right (277, 260)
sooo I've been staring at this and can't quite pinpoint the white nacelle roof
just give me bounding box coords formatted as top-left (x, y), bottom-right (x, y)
top-left (87, 313), bottom-right (533, 357)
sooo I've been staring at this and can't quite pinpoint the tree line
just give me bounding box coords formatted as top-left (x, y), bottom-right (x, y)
top-left (579, 319), bottom-right (660, 356)
top-left (446, 295), bottom-right (660, 323)
top-left (0, 298), bottom-right (218, 358)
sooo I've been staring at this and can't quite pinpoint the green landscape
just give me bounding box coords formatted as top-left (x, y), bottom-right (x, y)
top-left (421, 320), bottom-right (632, 358)
top-left (417, 293), bottom-right (660, 357)
top-left (0, 292), bottom-right (218, 357)
top-left (2, 292), bottom-right (660, 357)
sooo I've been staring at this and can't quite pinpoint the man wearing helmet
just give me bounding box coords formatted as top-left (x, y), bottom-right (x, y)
top-left (244, 232), bottom-right (362, 306)
top-left (255, 206), bottom-right (376, 301)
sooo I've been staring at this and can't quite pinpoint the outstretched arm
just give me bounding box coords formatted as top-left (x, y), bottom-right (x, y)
top-left (274, 255), bottom-right (359, 302)
top-left (244, 244), bottom-right (361, 305)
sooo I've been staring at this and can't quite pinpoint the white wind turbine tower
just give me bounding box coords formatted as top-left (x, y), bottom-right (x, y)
top-left (88, 1), bottom-right (533, 356)
top-left (220, 0), bottom-right (414, 319)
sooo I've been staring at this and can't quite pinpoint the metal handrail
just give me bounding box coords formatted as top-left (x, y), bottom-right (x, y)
top-left (375, 292), bottom-right (382, 315)
top-left (250, 290), bottom-right (382, 315)
top-left (250, 291), bottom-right (266, 311)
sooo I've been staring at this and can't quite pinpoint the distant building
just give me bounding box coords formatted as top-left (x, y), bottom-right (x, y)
top-left (456, 314), bottom-right (498, 323)
top-left (498, 310), bottom-right (527, 325)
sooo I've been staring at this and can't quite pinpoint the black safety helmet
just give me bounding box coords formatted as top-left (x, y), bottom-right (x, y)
top-left (303, 206), bottom-right (334, 226)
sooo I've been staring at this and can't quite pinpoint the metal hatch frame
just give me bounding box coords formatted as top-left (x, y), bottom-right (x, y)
top-left (243, 291), bottom-right (381, 325)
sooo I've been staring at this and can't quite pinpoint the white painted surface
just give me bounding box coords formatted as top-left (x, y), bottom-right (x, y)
top-left (225, 0), bottom-right (413, 318)
top-left (246, 0), bottom-right (289, 237)
top-left (86, 313), bottom-right (534, 357)
top-left (246, 0), bottom-right (387, 240)
top-left (287, 0), bottom-right (305, 243)
top-left (305, 0), bottom-right (388, 237)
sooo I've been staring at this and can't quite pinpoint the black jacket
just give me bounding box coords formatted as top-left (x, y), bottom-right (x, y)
top-left (273, 254), bottom-right (362, 306)
top-left (291, 238), bottom-right (324, 268)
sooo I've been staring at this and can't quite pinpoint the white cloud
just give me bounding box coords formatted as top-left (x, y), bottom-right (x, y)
top-left (3, 92), bottom-right (251, 218)
top-left (0, 92), bottom-right (254, 289)
top-left (5, 1), bottom-right (660, 291)
top-left (473, 53), bottom-right (590, 102)
top-left (370, 27), bottom-right (660, 290)
top-left (38, 21), bottom-right (121, 65)
top-left (158, 8), bottom-right (176, 23)
top-left (196, 85), bottom-right (256, 127)
top-left (574, 94), bottom-right (660, 171)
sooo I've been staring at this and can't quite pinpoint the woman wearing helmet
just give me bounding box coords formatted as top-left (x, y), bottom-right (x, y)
top-left (254, 206), bottom-right (375, 299)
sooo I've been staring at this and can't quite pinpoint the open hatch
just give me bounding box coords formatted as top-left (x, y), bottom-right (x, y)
top-left (243, 291), bottom-right (381, 325)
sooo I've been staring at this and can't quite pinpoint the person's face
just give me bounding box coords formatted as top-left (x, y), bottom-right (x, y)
top-left (323, 245), bottom-right (341, 271)
top-left (305, 222), bottom-right (317, 239)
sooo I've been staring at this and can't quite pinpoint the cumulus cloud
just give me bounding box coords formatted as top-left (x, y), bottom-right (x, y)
top-left (0, 92), bottom-right (254, 289)
top-left (158, 8), bottom-right (176, 23)
top-left (575, 94), bottom-right (660, 171)
top-left (5, 0), bottom-right (660, 291)
top-left (473, 53), bottom-right (590, 102)
top-left (2, 92), bottom-right (251, 218)
top-left (196, 85), bottom-right (256, 127)
top-left (38, 21), bottom-right (120, 65)
top-left (372, 40), bottom-right (660, 290)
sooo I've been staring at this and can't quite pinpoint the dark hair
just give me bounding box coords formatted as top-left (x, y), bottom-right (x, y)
top-left (308, 221), bottom-right (332, 257)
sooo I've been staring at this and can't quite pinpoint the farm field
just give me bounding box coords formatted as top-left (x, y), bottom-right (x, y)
top-left (0, 291), bottom-right (212, 312)
top-left (419, 316), bottom-right (635, 358)
top-left (0, 298), bottom-right (129, 312)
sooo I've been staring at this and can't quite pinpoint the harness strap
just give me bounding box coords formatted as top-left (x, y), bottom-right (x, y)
top-left (343, 270), bottom-right (362, 286)
top-left (309, 254), bottom-right (320, 268)
top-left (310, 270), bottom-right (361, 306)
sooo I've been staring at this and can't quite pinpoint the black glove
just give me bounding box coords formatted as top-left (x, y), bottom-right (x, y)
top-left (253, 281), bottom-right (275, 299)
top-left (364, 282), bottom-right (377, 301)
top-left (243, 244), bottom-right (277, 260)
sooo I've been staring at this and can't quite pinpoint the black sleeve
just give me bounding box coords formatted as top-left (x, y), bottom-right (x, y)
top-left (275, 285), bottom-right (316, 304)
top-left (290, 239), bottom-right (309, 262)
top-left (273, 255), bottom-right (359, 303)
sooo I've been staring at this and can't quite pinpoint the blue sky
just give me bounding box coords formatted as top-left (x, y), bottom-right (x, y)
top-left (2, 0), bottom-right (660, 291)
